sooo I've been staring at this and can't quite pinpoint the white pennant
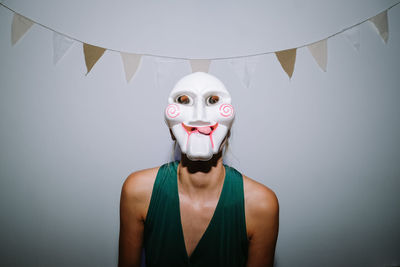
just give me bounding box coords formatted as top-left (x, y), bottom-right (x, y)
top-left (120, 53), bottom-right (142, 82)
top-left (229, 56), bottom-right (259, 88)
top-left (190, 59), bottom-right (211, 73)
top-left (342, 26), bottom-right (361, 51)
top-left (53, 32), bottom-right (74, 64)
top-left (11, 13), bottom-right (34, 45)
top-left (154, 58), bottom-right (190, 91)
top-left (369, 10), bottom-right (389, 43)
top-left (307, 39), bottom-right (328, 72)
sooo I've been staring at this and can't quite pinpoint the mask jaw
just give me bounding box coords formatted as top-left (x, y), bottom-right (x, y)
top-left (169, 115), bottom-right (233, 162)
top-left (186, 133), bottom-right (213, 161)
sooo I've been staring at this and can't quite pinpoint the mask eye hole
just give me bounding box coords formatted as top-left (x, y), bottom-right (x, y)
top-left (207, 95), bottom-right (219, 105)
top-left (176, 95), bottom-right (191, 105)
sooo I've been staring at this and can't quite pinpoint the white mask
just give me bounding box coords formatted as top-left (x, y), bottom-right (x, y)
top-left (165, 72), bottom-right (235, 161)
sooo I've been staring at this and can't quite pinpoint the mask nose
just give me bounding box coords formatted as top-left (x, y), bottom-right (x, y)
top-left (190, 100), bottom-right (209, 126)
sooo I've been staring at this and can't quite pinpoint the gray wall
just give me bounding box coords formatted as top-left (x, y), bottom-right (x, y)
top-left (0, 3), bottom-right (399, 267)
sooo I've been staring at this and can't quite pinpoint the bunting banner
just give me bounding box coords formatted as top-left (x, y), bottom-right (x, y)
top-left (53, 32), bottom-right (74, 64)
top-left (369, 10), bottom-right (389, 43)
top-left (83, 43), bottom-right (106, 74)
top-left (120, 52), bottom-right (142, 82)
top-left (190, 59), bottom-right (211, 73)
top-left (307, 39), bottom-right (328, 72)
top-left (1, 2), bottom-right (396, 85)
top-left (275, 48), bottom-right (297, 78)
top-left (229, 56), bottom-right (259, 88)
top-left (11, 13), bottom-right (34, 45)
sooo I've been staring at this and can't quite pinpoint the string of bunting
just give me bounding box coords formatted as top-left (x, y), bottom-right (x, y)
top-left (1, 3), bottom-right (394, 88)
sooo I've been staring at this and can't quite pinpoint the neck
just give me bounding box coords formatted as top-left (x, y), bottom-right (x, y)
top-left (178, 152), bottom-right (225, 199)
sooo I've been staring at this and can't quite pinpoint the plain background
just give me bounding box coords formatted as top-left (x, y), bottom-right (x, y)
top-left (0, 1), bottom-right (399, 267)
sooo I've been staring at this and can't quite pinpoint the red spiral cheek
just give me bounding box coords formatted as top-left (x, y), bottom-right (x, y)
top-left (165, 104), bottom-right (180, 118)
top-left (219, 104), bottom-right (234, 118)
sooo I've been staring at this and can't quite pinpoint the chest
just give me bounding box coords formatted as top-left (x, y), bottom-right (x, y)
top-left (143, 165), bottom-right (249, 266)
top-left (179, 194), bottom-right (219, 257)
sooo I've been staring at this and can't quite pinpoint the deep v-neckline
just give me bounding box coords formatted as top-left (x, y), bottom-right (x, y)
top-left (176, 164), bottom-right (227, 261)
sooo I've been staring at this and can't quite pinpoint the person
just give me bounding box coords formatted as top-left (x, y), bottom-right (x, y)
top-left (119, 72), bottom-right (279, 267)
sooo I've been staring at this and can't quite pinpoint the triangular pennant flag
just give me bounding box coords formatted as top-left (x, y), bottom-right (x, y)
top-left (11, 13), bottom-right (34, 45)
top-left (83, 43), bottom-right (106, 74)
top-left (53, 32), bottom-right (74, 64)
top-left (120, 52), bottom-right (142, 82)
top-left (307, 39), bottom-right (328, 72)
top-left (343, 26), bottom-right (360, 51)
top-left (229, 56), bottom-right (259, 88)
top-left (190, 59), bottom-right (211, 73)
top-left (275, 48), bottom-right (297, 78)
top-left (369, 10), bottom-right (389, 43)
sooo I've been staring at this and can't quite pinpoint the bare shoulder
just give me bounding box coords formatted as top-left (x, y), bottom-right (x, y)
top-left (122, 167), bottom-right (159, 196)
top-left (242, 175), bottom-right (279, 266)
top-left (120, 166), bottom-right (160, 220)
top-left (243, 175), bottom-right (279, 237)
top-left (243, 175), bottom-right (279, 213)
top-left (119, 167), bottom-right (159, 266)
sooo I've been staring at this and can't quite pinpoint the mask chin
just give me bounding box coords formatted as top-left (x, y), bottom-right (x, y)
top-left (186, 153), bottom-right (213, 161)
top-left (185, 133), bottom-right (213, 161)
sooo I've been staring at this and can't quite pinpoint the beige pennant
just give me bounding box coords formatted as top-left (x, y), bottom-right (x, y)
top-left (120, 52), bottom-right (142, 82)
top-left (11, 13), bottom-right (34, 45)
top-left (190, 59), bottom-right (211, 73)
top-left (307, 39), bottom-right (327, 72)
top-left (275, 48), bottom-right (297, 78)
top-left (83, 43), bottom-right (106, 74)
top-left (369, 10), bottom-right (388, 43)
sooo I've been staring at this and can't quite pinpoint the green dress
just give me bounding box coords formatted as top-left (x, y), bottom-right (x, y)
top-left (143, 161), bottom-right (248, 267)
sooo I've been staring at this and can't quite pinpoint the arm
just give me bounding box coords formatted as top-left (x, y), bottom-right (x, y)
top-left (118, 169), bottom-right (157, 267)
top-left (244, 177), bottom-right (279, 267)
